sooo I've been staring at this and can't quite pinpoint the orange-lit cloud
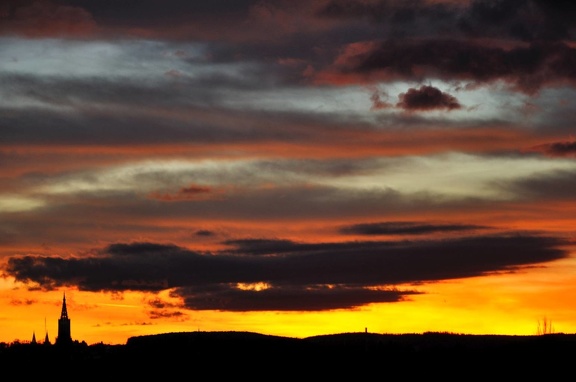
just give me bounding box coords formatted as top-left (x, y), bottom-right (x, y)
top-left (1, 0), bottom-right (576, 346)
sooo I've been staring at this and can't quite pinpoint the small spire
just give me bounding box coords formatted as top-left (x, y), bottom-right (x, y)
top-left (44, 317), bottom-right (50, 345)
top-left (31, 331), bottom-right (37, 344)
top-left (60, 292), bottom-right (69, 319)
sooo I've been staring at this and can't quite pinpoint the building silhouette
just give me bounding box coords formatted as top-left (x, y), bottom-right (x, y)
top-left (31, 317), bottom-right (51, 345)
top-left (55, 293), bottom-right (72, 346)
top-left (30, 294), bottom-right (72, 346)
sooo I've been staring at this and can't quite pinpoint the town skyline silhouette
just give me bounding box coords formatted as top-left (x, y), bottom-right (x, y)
top-left (2, 291), bottom-right (576, 371)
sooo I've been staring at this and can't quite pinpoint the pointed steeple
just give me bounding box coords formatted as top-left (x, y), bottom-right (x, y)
top-left (31, 331), bottom-right (37, 344)
top-left (60, 292), bottom-right (69, 319)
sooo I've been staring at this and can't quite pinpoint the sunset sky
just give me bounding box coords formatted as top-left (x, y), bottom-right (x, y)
top-left (1, 0), bottom-right (576, 345)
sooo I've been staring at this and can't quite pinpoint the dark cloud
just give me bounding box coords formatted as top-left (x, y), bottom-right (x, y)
top-left (312, 1), bottom-right (576, 93)
top-left (148, 310), bottom-right (187, 320)
top-left (340, 221), bottom-right (488, 236)
top-left (146, 297), bottom-right (187, 319)
top-left (319, 0), bottom-right (576, 42)
top-left (533, 0), bottom-right (576, 28)
top-left (148, 297), bottom-right (170, 309)
top-left (149, 185), bottom-right (215, 202)
top-left (222, 239), bottom-right (300, 256)
top-left (4, 234), bottom-right (568, 311)
top-left (397, 85), bottom-right (461, 111)
top-left (194, 230), bottom-right (215, 237)
top-left (10, 298), bottom-right (36, 306)
top-left (176, 284), bottom-right (412, 311)
top-left (497, 169), bottom-right (576, 200)
top-left (530, 140), bottom-right (576, 157)
top-left (331, 39), bottom-right (576, 93)
top-left (320, 0), bottom-right (457, 23)
top-left (460, 0), bottom-right (572, 41)
top-left (65, 0), bottom-right (255, 26)
top-left (0, 0), bottom-right (258, 38)
top-left (0, 0), bottom-right (97, 37)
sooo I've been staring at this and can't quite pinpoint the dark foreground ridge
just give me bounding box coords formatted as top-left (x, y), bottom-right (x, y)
top-left (3, 331), bottom-right (576, 376)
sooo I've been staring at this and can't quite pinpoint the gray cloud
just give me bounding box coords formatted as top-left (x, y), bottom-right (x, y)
top-left (496, 169), bottom-right (576, 200)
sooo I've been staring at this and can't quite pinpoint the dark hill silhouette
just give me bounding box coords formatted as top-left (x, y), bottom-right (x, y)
top-left (2, 331), bottom-right (576, 377)
top-left (125, 330), bottom-right (305, 359)
top-left (123, 330), bottom-right (576, 375)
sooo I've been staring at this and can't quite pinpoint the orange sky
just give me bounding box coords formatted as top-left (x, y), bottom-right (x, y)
top-left (5, 254), bottom-right (576, 345)
top-left (1, 0), bottom-right (576, 345)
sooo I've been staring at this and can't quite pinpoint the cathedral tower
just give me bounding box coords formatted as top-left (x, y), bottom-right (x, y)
top-left (55, 292), bottom-right (72, 346)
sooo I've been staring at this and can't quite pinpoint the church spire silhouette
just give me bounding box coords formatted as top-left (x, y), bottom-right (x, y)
top-left (44, 317), bottom-right (50, 345)
top-left (55, 292), bottom-right (72, 346)
top-left (60, 292), bottom-right (69, 319)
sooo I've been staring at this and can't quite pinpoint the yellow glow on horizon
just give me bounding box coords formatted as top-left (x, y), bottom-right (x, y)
top-left (1, 254), bottom-right (576, 345)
